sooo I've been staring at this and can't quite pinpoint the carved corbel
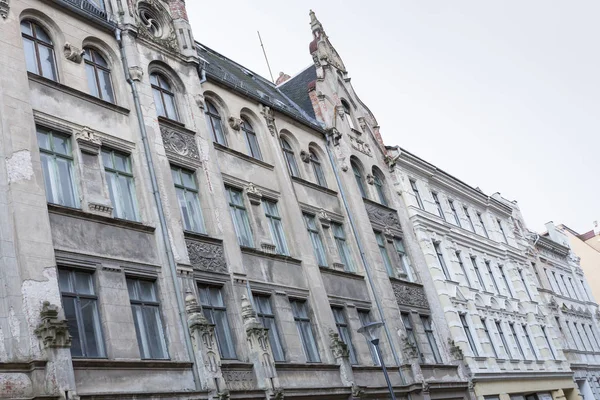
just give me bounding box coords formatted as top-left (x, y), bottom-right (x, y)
top-left (357, 117), bottom-right (367, 133)
top-left (383, 226), bottom-right (394, 243)
top-left (128, 66), bottom-right (144, 82)
top-left (245, 183), bottom-right (262, 205)
top-left (300, 150), bottom-right (310, 163)
top-left (194, 94), bottom-right (205, 109)
top-left (64, 43), bottom-right (85, 63)
top-left (0, 0), bottom-right (9, 19)
top-left (34, 302), bottom-right (72, 349)
top-left (366, 174), bottom-right (375, 185)
top-left (329, 329), bottom-right (349, 359)
top-left (260, 105), bottom-right (276, 136)
top-left (318, 208), bottom-right (331, 228)
top-left (228, 116), bottom-right (242, 131)
top-left (75, 126), bottom-right (102, 155)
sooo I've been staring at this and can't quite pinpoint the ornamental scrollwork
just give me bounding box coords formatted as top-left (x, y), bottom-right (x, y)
top-left (185, 239), bottom-right (227, 273)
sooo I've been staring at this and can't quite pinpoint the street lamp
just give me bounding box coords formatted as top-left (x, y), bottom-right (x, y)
top-left (357, 321), bottom-right (397, 400)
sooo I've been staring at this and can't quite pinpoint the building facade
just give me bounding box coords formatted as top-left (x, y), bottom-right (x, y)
top-left (0, 1), bottom-right (597, 400)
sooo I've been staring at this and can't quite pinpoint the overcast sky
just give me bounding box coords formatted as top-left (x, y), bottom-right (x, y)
top-left (187, 1), bottom-right (599, 234)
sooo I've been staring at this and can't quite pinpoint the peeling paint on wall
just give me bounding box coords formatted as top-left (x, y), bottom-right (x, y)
top-left (6, 150), bottom-right (34, 184)
top-left (0, 373), bottom-right (33, 398)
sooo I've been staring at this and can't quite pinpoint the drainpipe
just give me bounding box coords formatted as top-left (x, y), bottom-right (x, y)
top-left (115, 28), bottom-right (202, 392)
top-left (324, 132), bottom-right (406, 385)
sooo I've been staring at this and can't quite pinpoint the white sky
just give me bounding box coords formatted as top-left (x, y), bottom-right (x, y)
top-left (187, 1), bottom-right (600, 234)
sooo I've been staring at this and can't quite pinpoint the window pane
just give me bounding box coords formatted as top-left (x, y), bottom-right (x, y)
top-left (142, 305), bottom-right (168, 359)
top-left (40, 153), bottom-right (56, 203)
top-left (22, 38), bottom-right (39, 74)
top-left (247, 132), bottom-right (262, 159)
top-left (263, 316), bottom-right (285, 361)
top-left (38, 44), bottom-right (57, 80)
top-left (211, 116), bottom-right (226, 145)
top-left (153, 88), bottom-right (166, 117)
top-left (164, 94), bottom-right (178, 121)
top-left (138, 280), bottom-right (157, 302)
top-left (98, 69), bottom-right (114, 103)
top-left (299, 320), bottom-right (320, 362)
top-left (20, 20), bottom-right (33, 36)
top-left (74, 271), bottom-right (94, 295)
top-left (52, 134), bottom-right (70, 155)
top-left (58, 270), bottom-right (72, 292)
top-left (55, 157), bottom-right (77, 208)
top-left (80, 298), bottom-right (105, 357)
top-left (85, 64), bottom-right (100, 98)
top-left (185, 190), bottom-right (205, 233)
top-left (117, 175), bottom-right (138, 220)
top-left (214, 309), bottom-right (236, 359)
top-left (62, 296), bottom-right (82, 357)
top-left (33, 24), bottom-right (52, 43)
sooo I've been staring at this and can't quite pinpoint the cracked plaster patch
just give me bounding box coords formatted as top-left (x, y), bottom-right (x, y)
top-left (6, 150), bottom-right (34, 184)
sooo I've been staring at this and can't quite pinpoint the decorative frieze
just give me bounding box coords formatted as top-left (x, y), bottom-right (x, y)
top-left (186, 239), bottom-right (227, 273)
top-left (300, 150), bottom-right (310, 163)
top-left (34, 302), bottom-right (72, 349)
top-left (160, 126), bottom-right (200, 166)
top-left (76, 126), bottom-right (102, 154)
top-left (245, 183), bottom-right (263, 205)
top-left (348, 136), bottom-right (372, 157)
top-left (364, 201), bottom-right (400, 229)
top-left (222, 369), bottom-right (256, 391)
top-left (391, 281), bottom-right (429, 309)
top-left (63, 43), bottom-right (85, 63)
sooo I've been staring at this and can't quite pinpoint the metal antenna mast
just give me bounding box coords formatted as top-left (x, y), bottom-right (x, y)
top-left (257, 31), bottom-right (275, 83)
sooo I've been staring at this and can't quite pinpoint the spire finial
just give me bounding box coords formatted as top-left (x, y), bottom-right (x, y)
top-left (309, 9), bottom-right (324, 37)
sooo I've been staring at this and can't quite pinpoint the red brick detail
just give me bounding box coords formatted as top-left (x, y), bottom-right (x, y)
top-left (371, 126), bottom-right (387, 156)
top-left (169, 0), bottom-right (188, 21)
top-left (308, 88), bottom-right (323, 122)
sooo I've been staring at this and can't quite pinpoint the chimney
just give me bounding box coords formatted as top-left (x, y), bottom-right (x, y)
top-left (276, 72), bottom-right (291, 85)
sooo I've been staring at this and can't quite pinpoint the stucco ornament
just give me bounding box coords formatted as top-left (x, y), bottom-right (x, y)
top-left (128, 66), bottom-right (144, 81)
top-left (245, 183), bottom-right (263, 205)
top-left (185, 239), bottom-right (227, 273)
top-left (185, 290), bottom-right (221, 374)
top-left (160, 126), bottom-right (200, 163)
top-left (194, 93), bottom-right (205, 109)
top-left (64, 43), bottom-right (85, 63)
top-left (228, 116), bottom-right (242, 131)
top-left (76, 126), bottom-right (102, 154)
top-left (260, 104), bottom-right (276, 136)
top-left (351, 384), bottom-right (365, 400)
top-left (0, 0), bottom-right (9, 19)
top-left (400, 335), bottom-right (419, 360)
top-left (135, 1), bottom-right (179, 52)
top-left (329, 329), bottom-right (349, 359)
top-left (318, 208), bottom-right (331, 228)
top-left (366, 174), bottom-right (375, 185)
top-left (34, 302), bottom-right (72, 349)
top-left (300, 150), bottom-right (310, 163)
top-left (448, 338), bottom-right (464, 361)
top-left (271, 388), bottom-right (284, 400)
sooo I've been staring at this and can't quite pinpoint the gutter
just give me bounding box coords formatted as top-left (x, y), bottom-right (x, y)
top-left (115, 27), bottom-right (202, 391)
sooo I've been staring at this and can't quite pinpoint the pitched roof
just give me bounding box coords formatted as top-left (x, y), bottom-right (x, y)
top-left (278, 65), bottom-right (317, 119)
top-left (196, 43), bottom-right (323, 133)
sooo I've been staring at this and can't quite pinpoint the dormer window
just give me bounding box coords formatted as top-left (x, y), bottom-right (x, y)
top-left (341, 100), bottom-right (357, 131)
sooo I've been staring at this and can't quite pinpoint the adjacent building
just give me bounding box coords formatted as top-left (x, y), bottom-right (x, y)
top-left (0, 0), bottom-right (597, 399)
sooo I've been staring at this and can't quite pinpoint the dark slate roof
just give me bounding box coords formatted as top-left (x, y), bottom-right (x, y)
top-left (278, 66), bottom-right (317, 120)
top-left (196, 43), bottom-right (324, 133)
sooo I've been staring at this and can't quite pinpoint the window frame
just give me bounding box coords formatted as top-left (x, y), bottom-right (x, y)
top-left (431, 192), bottom-right (445, 220)
top-left (401, 313), bottom-right (423, 363)
top-left (357, 309), bottom-right (379, 365)
top-left (456, 251), bottom-right (471, 287)
top-left (241, 117), bottom-right (263, 160)
top-left (448, 199), bottom-right (461, 227)
top-left (332, 222), bottom-right (356, 272)
top-left (303, 213), bottom-right (328, 267)
top-left (518, 269), bottom-right (532, 301)
top-left (410, 179), bottom-right (424, 209)
top-left (541, 326), bottom-right (556, 359)
top-left (376, 232), bottom-right (395, 277)
top-left (309, 150), bottom-right (327, 187)
top-left (471, 257), bottom-right (485, 291)
top-left (150, 72), bottom-right (179, 121)
top-left (351, 160), bottom-right (367, 198)
top-left (373, 169), bottom-right (388, 206)
top-left (463, 206), bottom-right (475, 232)
top-left (21, 20), bottom-right (58, 80)
top-left (485, 261), bottom-right (500, 294)
top-left (253, 294), bottom-right (285, 362)
top-left (280, 138), bottom-right (300, 178)
top-left (496, 320), bottom-right (512, 359)
top-left (393, 237), bottom-right (414, 281)
top-left (477, 212), bottom-right (489, 238)
top-left (433, 241), bottom-right (451, 280)
top-left (460, 313), bottom-right (479, 356)
top-left (205, 100), bottom-right (227, 146)
top-left (83, 47), bottom-right (115, 103)
top-left (420, 315), bottom-right (442, 363)
top-left (290, 299), bottom-right (320, 363)
top-left (522, 324), bottom-right (538, 360)
top-left (171, 166), bottom-right (206, 233)
top-left (499, 265), bottom-right (514, 298)
top-left (102, 148), bottom-right (139, 221)
top-left (332, 307), bottom-right (358, 365)
top-left (509, 322), bottom-right (525, 359)
top-left (263, 199), bottom-right (289, 255)
top-left (497, 218), bottom-right (508, 244)
top-left (197, 284), bottom-right (237, 359)
top-left (481, 318), bottom-right (498, 358)
top-left (226, 186), bottom-right (254, 247)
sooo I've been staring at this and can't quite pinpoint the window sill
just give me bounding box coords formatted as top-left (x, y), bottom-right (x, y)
top-left (183, 231), bottom-right (223, 244)
top-left (158, 116), bottom-right (195, 134)
top-left (319, 266), bottom-right (364, 280)
top-left (473, 356), bottom-right (488, 362)
top-left (240, 246), bottom-right (302, 265)
top-left (362, 197), bottom-right (397, 213)
top-left (291, 176), bottom-right (338, 196)
top-left (389, 276), bottom-right (423, 288)
top-left (47, 203), bottom-right (155, 233)
top-left (28, 72), bottom-right (130, 115)
top-left (213, 142), bottom-right (274, 170)
top-left (274, 362), bottom-right (339, 370)
top-left (509, 359), bottom-right (520, 364)
top-left (71, 359), bottom-right (192, 370)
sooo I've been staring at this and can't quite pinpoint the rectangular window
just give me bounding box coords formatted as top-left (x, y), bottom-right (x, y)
top-left (460, 314), bottom-right (479, 356)
top-left (431, 192), bottom-right (445, 220)
top-left (522, 324), bottom-right (538, 360)
top-left (290, 299), bottom-right (320, 362)
top-left (421, 315), bottom-right (442, 363)
top-left (376, 232), bottom-right (395, 277)
top-left (582, 323), bottom-right (594, 350)
top-left (481, 318), bottom-right (497, 358)
top-left (332, 222), bottom-right (356, 272)
top-left (477, 212), bottom-right (489, 238)
top-left (568, 278), bottom-right (579, 300)
top-left (226, 187), bottom-right (254, 247)
top-left (303, 213), bottom-right (327, 267)
top-left (566, 321), bottom-right (580, 350)
top-left (37, 127), bottom-right (79, 208)
top-left (497, 219), bottom-right (508, 243)
top-left (574, 322), bottom-right (587, 351)
top-left (448, 199), bottom-right (461, 227)
top-left (518, 269), bottom-right (532, 301)
top-left (541, 326), bottom-right (556, 359)
top-left (254, 295), bottom-right (285, 362)
top-left (401, 313), bottom-right (423, 362)
top-left (509, 323), bottom-right (525, 359)
top-left (433, 241), bottom-right (451, 279)
top-left (198, 285), bottom-right (236, 359)
top-left (102, 149), bottom-right (139, 221)
top-left (545, 269), bottom-right (556, 292)
top-left (358, 309), bottom-right (379, 365)
top-left (581, 280), bottom-right (591, 301)
top-left (463, 206), bottom-right (475, 232)
top-left (532, 263), bottom-right (542, 285)
top-left (127, 278), bottom-right (168, 359)
top-left (332, 307), bottom-right (357, 365)
top-left (471, 257), bottom-right (485, 291)
top-left (496, 320), bottom-right (512, 359)
top-left (552, 272), bottom-right (563, 295)
top-left (263, 200), bottom-right (289, 255)
top-left (499, 266), bottom-right (513, 297)
top-left (456, 252), bottom-right (471, 287)
top-left (58, 269), bottom-right (105, 358)
top-left (410, 180), bottom-right (424, 209)
top-left (561, 275), bottom-right (571, 298)
top-left (394, 238), bottom-right (414, 281)
top-left (171, 166), bottom-right (205, 233)
top-left (485, 261), bottom-right (499, 294)
top-left (589, 325), bottom-right (600, 350)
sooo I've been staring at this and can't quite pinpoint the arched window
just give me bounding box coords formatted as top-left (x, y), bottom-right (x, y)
top-left (21, 20), bottom-right (57, 81)
top-left (280, 138), bottom-right (299, 177)
top-left (205, 100), bottom-right (226, 145)
top-left (351, 159), bottom-right (367, 198)
top-left (342, 100), bottom-right (357, 131)
top-left (83, 48), bottom-right (114, 103)
top-left (150, 72), bottom-right (178, 121)
top-left (241, 118), bottom-right (262, 160)
top-left (373, 168), bottom-right (387, 206)
top-left (310, 150), bottom-right (327, 187)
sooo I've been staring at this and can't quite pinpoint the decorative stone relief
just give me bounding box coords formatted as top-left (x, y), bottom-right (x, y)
top-left (270, 388), bottom-right (285, 400)
top-left (228, 116), bottom-right (242, 131)
top-left (351, 384), bottom-right (365, 400)
top-left (129, 66), bottom-right (144, 81)
top-left (365, 202), bottom-right (400, 228)
top-left (366, 174), bottom-right (375, 185)
top-left (260, 105), bottom-right (276, 136)
top-left (76, 126), bottom-right (102, 154)
top-left (401, 335), bottom-right (419, 360)
top-left (392, 281), bottom-right (429, 309)
top-left (448, 338), bottom-right (464, 361)
top-left (34, 302), bottom-right (72, 349)
top-left (242, 295), bottom-right (277, 388)
top-left (260, 242), bottom-right (276, 254)
top-left (222, 369), bottom-right (256, 391)
top-left (300, 150), bottom-right (310, 163)
top-left (160, 126), bottom-right (200, 164)
top-left (330, 128), bottom-right (342, 146)
top-left (422, 382), bottom-right (430, 394)
top-left (0, 0), bottom-right (8, 19)
top-left (88, 202), bottom-right (113, 215)
top-left (185, 291), bottom-right (221, 374)
top-left (349, 136), bottom-right (372, 157)
top-left (329, 329), bottom-right (349, 359)
top-left (194, 94), bottom-right (205, 109)
top-left (63, 43), bottom-right (84, 63)
top-left (186, 239), bottom-right (227, 273)
top-left (357, 117), bottom-right (367, 133)
top-left (245, 183), bottom-right (262, 205)
top-left (318, 208), bottom-right (331, 228)
top-left (136, 1), bottom-right (179, 52)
